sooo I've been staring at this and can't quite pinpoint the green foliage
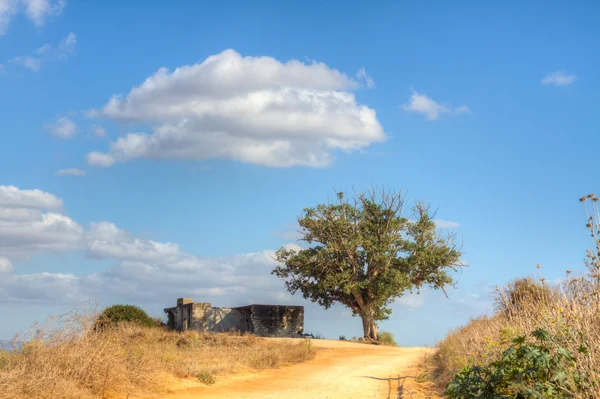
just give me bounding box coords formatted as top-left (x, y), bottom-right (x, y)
top-left (445, 328), bottom-right (590, 399)
top-left (377, 331), bottom-right (397, 346)
top-left (197, 370), bottom-right (217, 385)
top-left (95, 304), bottom-right (157, 330)
top-left (273, 187), bottom-right (461, 339)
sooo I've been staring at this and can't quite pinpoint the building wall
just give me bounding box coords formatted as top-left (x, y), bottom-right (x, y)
top-left (205, 307), bottom-right (251, 332)
top-left (164, 299), bottom-right (304, 337)
top-left (250, 305), bottom-right (304, 337)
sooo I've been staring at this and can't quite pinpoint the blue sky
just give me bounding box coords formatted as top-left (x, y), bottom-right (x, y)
top-left (0, 0), bottom-right (598, 346)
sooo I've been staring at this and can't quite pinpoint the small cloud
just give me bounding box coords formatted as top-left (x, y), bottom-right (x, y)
top-left (91, 125), bottom-right (107, 138)
top-left (10, 55), bottom-right (41, 71)
top-left (356, 67), bottom-right (375, 88)
top-left (275, 224), bottom-right (304, 241)
top-left (57, 32), bottom-right (76, 57)
top-left (85, 151), bottom-right (115, 167)
top-left (44, 116), bottom-right (77, 139)
top-left (22, 0), bottom-right (66, 27)
top-left (0, 258), bottom-right (14, 273)
top-left (8, 32), bottom-right (76, 72)
top-left (454, 105), bottom-right (472, 115)
top-left (541, 71), bottom-right (576, 87)
top-left (433, 219), bottom-right (460, 229)
top-left (395, 290), bottom-right (427, 309)
top-left (55, 168), bottom-right (86, 177)
top-left (401, 89), bottom-right (469, 121)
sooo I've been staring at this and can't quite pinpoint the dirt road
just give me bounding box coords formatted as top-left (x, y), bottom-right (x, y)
top-left (164, 339), bottom-right (432, 399)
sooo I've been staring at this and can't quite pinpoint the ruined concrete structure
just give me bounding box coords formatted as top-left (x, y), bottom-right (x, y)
top-left (163, 298), bottom-right (304, 337)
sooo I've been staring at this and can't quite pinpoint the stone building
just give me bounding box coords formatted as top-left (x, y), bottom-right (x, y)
top-left (163, 298), bottom-right (304, 337)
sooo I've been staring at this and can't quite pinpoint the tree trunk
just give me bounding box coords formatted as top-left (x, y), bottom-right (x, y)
top-left (360, 309), bottom-right (378, 340)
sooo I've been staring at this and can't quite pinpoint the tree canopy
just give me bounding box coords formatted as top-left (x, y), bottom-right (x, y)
top-left (272, 188), bottom-right (462, 339)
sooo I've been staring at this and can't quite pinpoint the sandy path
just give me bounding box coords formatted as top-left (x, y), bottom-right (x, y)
top-left (163, 339), bottom-right (431, 399)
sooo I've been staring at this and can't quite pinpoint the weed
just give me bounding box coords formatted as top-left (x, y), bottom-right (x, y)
top-left (377, 331), bottom-right (397, 346)
top-left (446, 328), bottom-right (590, 398)
top-left (197, 370), bottom-right (217, 385)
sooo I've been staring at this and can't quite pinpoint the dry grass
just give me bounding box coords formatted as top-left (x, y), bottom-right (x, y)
top-left (0, 306), bottom-right (315, 399)
top-left (434, 194), bottom-right (600, 397)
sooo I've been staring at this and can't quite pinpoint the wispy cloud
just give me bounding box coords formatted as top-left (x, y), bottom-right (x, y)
top-left (22, 0), bottom-right (66, 27)
top-left (0, 0), bottom-right (66, 36)
top-left (9, 31), bottom-right (76, 72)
top-left (541, 71), bottom-right (576, 87)
top-left (91, 125), bottom-right (107, 138)
top-left (401, 89), bottom-right (471, 121)
top-left (275, 224), bottom-right (305, 241)
top-left (356, 67), bottom-right (375, 88)
top-left (44, 116), bottom-right (77, 139)
top-left (433, 219), bottom-right (460, 229)
top-left (55, 168), bottom-right (86, 177)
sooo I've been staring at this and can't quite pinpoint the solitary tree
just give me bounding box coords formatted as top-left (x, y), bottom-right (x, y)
top-left (272, 188), bottom-right (462, 340)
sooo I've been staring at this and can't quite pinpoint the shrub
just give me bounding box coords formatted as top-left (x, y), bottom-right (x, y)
top-left (496, 277), bottom-right (556, 318)
top-left (197, 370), bottom-right (216, 385)
top-left (95, 304), bottom-right (157, 330)
top-left (377, 331), bottom-right (397, 346)
top-left (445, 328), bottom-right (590, 398)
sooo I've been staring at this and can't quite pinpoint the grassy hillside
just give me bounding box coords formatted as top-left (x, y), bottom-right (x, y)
top-left (434, 195), bottom-right (600, 397)
top-left (0, 310), bottom-right (314, 399)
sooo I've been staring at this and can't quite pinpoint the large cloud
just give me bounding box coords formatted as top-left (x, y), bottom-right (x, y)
top-left (0, 186), bottom-right (300, 305)
top-left (0, 186), bottom-right (83, 260)
top-left (86, 49), bottom-right (385, 168)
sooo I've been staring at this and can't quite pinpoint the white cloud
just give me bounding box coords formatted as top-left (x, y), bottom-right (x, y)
top-left (275, 224), bottom-right (305, 241)
top-left (0, 258), bottom-right (13, 273)
top-left (401, 89), bottom-right (470, 121)
top-left (355, 67), bottom-right (375, 88)
top-left (10, 55), bottom-right (41, 71)
top-left (91, 124), bottom-right (106, 138)
top-left (0, 0), bottom-right (65, 35)
top-left (21, 0), bottom-right (65, 26)
top-left (0, 0), bottom-right (19, 35)
top-left (86, 49), bottom-right (385, 168)
top-left (433, 219), bottom-right (460, 229)
top-left (9, 32), bottom-right (76, 72)
top-left (395, 290), bottom-right (427, 309)
top-left (541, 71), bottom-right (576, 87)
top-left (55, 168), bottom-right (86, 176)
top-left (0, 186), bottom-right (83, 260)
top-left (0, 185), bottom-right (305, 305)
top-left (0, 185), bottom-right (62, 210)
top-left (44, 116), bottom-right (77, 139)
top-left (0, 272), bottom-right (85, 303)
top-left (454, 105), bottom-right (471, 114)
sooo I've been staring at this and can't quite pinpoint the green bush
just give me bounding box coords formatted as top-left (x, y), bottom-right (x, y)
top-left (377, 331), bottom-right (397, 346)
top-left (197, 370), bottom-right (216, 385)
top-left (95, 304), bottom-right (157, 330)
top-left (445, 328), bottom-right (590, 399)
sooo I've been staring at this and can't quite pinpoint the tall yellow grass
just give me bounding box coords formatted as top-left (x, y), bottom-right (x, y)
top-left (435, 194), bottom-right (600, 396)
top-left (0, 306), bottom-right (314, 399)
